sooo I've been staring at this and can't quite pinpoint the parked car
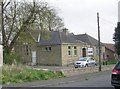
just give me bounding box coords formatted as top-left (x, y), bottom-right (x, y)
top-left (111, 61), bottom-right (120, 89)
top-left (74, 57), bottom-right (97, 68)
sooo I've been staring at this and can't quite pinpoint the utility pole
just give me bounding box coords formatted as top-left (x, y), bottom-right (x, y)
top-left (97, 12), bottom-right (102, 71)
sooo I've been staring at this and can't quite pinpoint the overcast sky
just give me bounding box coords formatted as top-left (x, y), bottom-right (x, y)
top-left (43, 0), bottom-right (120, 43)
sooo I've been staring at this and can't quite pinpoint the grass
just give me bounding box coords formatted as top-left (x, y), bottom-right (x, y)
top-left (1, 64), bottom-right (65, 85)
top-left (107, 60), bottom-right (117, 65)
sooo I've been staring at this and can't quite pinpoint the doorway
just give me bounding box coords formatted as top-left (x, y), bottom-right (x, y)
top-left (82, 48), bottom-right (86, 57)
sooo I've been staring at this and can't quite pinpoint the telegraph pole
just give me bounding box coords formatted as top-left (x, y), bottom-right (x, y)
top-left (97, 12), bottom-right (102, 71)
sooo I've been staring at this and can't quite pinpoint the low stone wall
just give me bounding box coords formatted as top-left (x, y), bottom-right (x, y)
top-left (61, 65), bottom-right (115, 77)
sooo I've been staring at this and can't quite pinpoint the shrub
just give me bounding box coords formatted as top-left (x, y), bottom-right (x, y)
top-left (4, 52), bottom-right (21, 64)
top-left (2, 65), bottom-right (65, 85)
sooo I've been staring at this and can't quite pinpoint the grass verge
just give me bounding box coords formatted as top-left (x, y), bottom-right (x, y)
top-left (1, 64), bottom-right (65, 85)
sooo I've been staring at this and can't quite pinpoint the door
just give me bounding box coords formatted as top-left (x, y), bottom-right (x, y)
top-left (82, 48), bottom-right (86, 57)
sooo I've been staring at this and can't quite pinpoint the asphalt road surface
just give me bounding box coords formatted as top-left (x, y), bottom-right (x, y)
top-left (48, 70), bottom-right (114, 87)
top-left (2, 70), bottom-right (115, 89)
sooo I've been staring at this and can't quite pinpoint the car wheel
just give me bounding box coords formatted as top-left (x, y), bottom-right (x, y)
top-left (85, 64), bottom-right (88, 67)
top-left (95, 63), bottom-right (97, 66)
top-left (114, 86), bottom-right (120, 89)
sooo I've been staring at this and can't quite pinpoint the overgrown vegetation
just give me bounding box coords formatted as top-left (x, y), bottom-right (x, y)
top-left (113, 22), bottom-right (120, 59)
top-left (3, 52), bottom-right (21, 64)
top-left (107, 60), bottom-right (117, 65)
top-left (1, 65), bottom-right (65, 85)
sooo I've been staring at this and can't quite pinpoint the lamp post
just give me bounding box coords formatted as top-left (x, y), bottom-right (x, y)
top-left (97, 12), bottom-right (102, 71)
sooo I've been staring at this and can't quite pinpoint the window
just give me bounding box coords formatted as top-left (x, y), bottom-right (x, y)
top-left (48, 47), bottom-right (52, 51)
top-left (68, 46), bottom-right (71, 56)
top-left (44, 46), bottom-right (52, 51)
top-left (45, 47), bottom-right (48, 51)
top-left (74, 46), bottom-right (77, 56)
top-left (96, 47), bottom-right (99, 55)
top-left (24, 45), bottom-right (29, 55)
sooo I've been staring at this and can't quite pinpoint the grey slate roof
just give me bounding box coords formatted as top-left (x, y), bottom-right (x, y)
top-left (71, 34), bottom-right (103, 46)
top-left (39, 31), bottom-right (84, 45)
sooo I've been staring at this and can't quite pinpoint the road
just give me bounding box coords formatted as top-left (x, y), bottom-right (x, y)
top-left (48, 70), bottom-right (113, 87)
top-left (2, 70), bottom-right (115, 89)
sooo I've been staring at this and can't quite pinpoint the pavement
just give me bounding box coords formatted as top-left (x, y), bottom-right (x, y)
top-left (29, 65), bottom-right (114, 77)
top-left (30, 65), bottom-right (74, 71)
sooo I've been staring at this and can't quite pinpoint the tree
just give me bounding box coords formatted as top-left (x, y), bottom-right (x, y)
top-left (113, 22), bottom-right (120, 59)
top-left (2, 0), bottom-right (64, 53)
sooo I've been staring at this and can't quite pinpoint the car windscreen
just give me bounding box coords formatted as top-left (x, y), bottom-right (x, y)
top-left (79, 58), bottom-right (87, 61)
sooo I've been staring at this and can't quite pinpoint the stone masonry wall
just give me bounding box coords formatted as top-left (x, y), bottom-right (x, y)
top-left (61, 65), bottom-right (114, 77)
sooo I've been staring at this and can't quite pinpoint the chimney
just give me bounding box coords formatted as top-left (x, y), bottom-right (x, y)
top-left (62, 28), bottom-right (69, 35)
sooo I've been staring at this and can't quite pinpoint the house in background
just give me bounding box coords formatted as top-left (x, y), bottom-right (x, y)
top-left (104, 43), bottom-right (115, 60)
top-left (15, 30), bottom-right (106, 66)
top-left (37, 30), bottom-right (87, 66)
top-left (71, 33), bottom-right (105, 60)
top-left (14, 29), bottom-right (40, 64)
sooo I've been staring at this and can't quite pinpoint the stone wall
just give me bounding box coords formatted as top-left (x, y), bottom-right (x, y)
top-left (61, 65), bottom-right (114, 77)
top-left (38, 45), bottom-right (62, 66)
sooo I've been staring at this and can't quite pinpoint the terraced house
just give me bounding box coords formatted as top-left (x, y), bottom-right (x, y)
top-left (15, 29), bottom-right (106, 66)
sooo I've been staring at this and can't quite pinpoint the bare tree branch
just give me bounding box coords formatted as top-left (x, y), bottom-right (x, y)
top-left (6, 1), bottom-right (16, 45)
top-left (3, 1), bottom-right (64, 53)
top-left (3, 0), bottom-right (10, 10)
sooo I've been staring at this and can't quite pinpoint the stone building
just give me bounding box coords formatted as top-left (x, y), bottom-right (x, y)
top-left (15, 30), bottom-right (106, 66)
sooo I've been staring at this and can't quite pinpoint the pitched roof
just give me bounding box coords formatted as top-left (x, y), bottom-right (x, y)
top-left (27, 29), bottom-right (41, 42)
top-left (71, 34), bottom-right (103, 46)
top-left (39, 31), bottom-right (85, 45)
top-left (104, 43), bottom-right (115, 52)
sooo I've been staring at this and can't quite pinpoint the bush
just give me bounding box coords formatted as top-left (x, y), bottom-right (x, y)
top-left (2, 65), bottom-right (65, 85)
top-left (4, 52), bottom-right (21, 64)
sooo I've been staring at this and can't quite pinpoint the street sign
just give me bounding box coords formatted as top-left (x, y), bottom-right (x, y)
top-left (88, 48), bottom-right (93, 55)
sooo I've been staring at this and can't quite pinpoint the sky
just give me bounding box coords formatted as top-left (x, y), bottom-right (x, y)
top-left (43, 0), bottom-right (120, 43)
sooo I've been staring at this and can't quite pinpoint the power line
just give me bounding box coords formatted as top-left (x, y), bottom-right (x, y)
top-left (99, 17), bottom-right (116, 25)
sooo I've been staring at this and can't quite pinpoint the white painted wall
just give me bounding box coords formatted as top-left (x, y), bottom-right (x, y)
top-left (0, 45), bottom-right (3, 67)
